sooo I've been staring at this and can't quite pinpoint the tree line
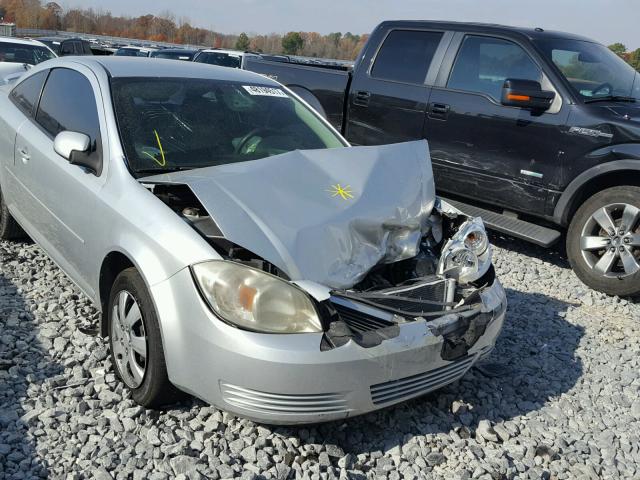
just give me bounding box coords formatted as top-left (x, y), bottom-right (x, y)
top-left (1, 1), bottom-right (638, 66)
top-left (608, 43), bottom-right (640, 71)
top-left (0, 0), bottom-right (368, 59)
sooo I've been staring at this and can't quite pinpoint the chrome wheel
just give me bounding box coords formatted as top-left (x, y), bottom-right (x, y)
top-left (580, 203), bottom-right (640, 278)
top-left (110, 290), bottom-right (147, 388)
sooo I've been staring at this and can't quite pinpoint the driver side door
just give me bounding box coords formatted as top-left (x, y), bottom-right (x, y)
top-left (425, 34), bottom-right (570, 214)
top-left (12, 67), bottom-right (106, 298)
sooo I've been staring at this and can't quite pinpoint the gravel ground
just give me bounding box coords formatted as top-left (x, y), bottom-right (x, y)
top-left (0, 235), bottom-right (639, 480)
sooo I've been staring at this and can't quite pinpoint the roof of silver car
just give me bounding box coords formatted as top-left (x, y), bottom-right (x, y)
top-left (64, 56), bottom-right (278, 84)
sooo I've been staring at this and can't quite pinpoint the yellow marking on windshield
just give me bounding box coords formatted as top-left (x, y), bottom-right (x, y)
top-left (142, 130), bottom-right (166, 167)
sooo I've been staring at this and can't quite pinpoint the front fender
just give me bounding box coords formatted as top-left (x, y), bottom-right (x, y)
top-left (554, 158), bottom-right (640, 225)
top-left (92, 177), bottom-right (222, 296)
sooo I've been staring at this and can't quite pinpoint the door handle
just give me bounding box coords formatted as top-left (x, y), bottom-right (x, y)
top-left (428, 102), bottom-right (450, 119)
top-left (354, 90), bottom-right (371, 107)
top-left (17, 147), bottom-right (30, 163)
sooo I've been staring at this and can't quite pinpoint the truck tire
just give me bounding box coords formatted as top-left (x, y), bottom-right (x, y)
top-left (108, 267), bottom-right (184, 407)
top-left (0, 188), bottom-right (24, 240)
top-left (567, 186), bottom-right (640, 297)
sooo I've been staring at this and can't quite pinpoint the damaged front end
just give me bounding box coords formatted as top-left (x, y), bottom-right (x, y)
top-left (322, 199), bottom-right (504, 361)
top-left (141, 141), bottom-right (505, 362)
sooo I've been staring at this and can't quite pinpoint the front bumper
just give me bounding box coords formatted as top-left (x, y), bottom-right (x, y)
top-left (151, 268), bottom-right (507, 424)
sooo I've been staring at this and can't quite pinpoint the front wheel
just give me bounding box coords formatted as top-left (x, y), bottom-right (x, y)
top-left (108, 268), bottom-right (184, 407)
top-left (567, 186), bottom-right (640, 297)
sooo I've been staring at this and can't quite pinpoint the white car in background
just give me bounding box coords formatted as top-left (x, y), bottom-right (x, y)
top-left (193, 49), bottom-right (259, 69)
top-left (0, 36), bottom-right (56, 84)
top-left (114, 46), bottom-right (158, 58)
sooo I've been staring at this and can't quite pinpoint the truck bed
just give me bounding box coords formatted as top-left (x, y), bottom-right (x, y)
top-left (244, 56), bottom-right (351, 131)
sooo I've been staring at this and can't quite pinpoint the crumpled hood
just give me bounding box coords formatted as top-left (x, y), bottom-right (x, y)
top-left (141, 140), bottom-right (435, 289)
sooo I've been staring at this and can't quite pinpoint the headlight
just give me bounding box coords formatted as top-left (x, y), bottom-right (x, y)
top-left (191, 261), bottom-right (322, 333)
top-left (464, 228), bottom-right (488, 255)
top-left (438, 218), bottom-right (492, 284)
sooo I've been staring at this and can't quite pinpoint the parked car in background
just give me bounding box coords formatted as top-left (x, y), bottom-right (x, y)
top-left (150, 48), bottom-right (199, 61)
top-left (115, 46), bottom-right (157, 57)
top-left (37, 36), bottom-right (92, 56)
top-left (194, 49), bottom-right (258, 69)
top-left (0, 36), bottom-right (56, 84)
top-left (245, 20), bottom-right (640, 297)
top-left (0, 57), bottom-right (506, 423)
top-left (90, 45), bottom-right (117, 56)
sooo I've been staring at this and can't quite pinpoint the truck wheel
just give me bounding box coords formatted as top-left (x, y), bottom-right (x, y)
top-left (0, 188), bottom-right (25, 240)
top-left (567, 186), bottom-right (640, 297)
top-left (108, 268), bottom-right (184, 407)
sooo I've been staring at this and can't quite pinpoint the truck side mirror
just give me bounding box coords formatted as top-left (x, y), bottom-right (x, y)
top-left (501, 78), bottom-right (555, 111)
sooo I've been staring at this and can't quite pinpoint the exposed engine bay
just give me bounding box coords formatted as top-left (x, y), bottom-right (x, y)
top-left (150, 183), bottom-right (290, 279)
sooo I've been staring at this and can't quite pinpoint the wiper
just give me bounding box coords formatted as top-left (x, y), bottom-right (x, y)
top-left (584, 95), bottom-right (637, 104)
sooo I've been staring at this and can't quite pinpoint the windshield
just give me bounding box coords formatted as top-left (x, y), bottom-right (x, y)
top-left (116, 48), bottom-right (149, 57)
top-left (0, 42), bottom-right (56, 65)
top-left (152, 51), bottom-right (194, 61)
top-left (111, 78), bottom-right (345, 175)
top-left (37, 39), bottom-right (60, 55)
top-left (535, 38), bottom-right (639, 101)
top-left (194, 52), bottom-right (241, 68)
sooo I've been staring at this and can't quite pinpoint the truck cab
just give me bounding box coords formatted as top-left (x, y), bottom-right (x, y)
top-left (36, 36), bottom-right (93, 57)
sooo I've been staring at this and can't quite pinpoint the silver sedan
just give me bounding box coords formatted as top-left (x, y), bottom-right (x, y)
top-left (0, 57), bottom-right (506, 424)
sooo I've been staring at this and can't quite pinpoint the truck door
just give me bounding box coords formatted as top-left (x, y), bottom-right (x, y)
top-left (345, 29), bottom-right (447, 146)
top-left (424, 33), bottom-right (570, 214)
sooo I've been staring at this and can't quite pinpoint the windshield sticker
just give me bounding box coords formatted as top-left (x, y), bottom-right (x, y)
top-left (242, 85), bottom-right (288, 98)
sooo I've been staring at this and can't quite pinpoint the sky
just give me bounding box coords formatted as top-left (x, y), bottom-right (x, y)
top-left (61, 0), bottom-right (640, 49)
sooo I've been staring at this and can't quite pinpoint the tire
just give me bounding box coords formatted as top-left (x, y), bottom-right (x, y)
top-left (108, 267), bottom-right (184, 407)
top-left (567, 186), bottom-right (640, 297)
top-left (0, 187), bottom-right (25, 240)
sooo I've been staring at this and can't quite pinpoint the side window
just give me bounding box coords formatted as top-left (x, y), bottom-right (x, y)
top-left (371, 30), bottom-right (443, 84)
top-left (9, 70), bottom-right (48, 116)
top-left (36, 68), bottom-right (101, 158)
top-left (448, 35), bottom-right (542, 101)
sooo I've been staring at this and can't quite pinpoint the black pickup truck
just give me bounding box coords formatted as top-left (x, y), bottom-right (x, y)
top-left (244, 20), bottom-right (640, 297)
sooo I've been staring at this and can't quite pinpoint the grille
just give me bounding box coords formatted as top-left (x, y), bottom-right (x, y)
top-left (370, 354), bottom-right (476, 405)
top-left (371, 279), bottom-right (448, 314)
top-left (333, 303), bottom-right (395, 333)
top-left (220, 383), bottom-right (350, 416)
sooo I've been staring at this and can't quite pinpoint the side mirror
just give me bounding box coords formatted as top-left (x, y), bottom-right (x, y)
top-left (54, 131), bottom-right (101, 175)
top-left (501, 79), bottom-right (556, 111)
top-left (54, 131), bottom-right (90, 160)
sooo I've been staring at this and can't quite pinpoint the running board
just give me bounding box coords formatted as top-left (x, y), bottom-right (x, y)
top-left (441, 198), bottom-right (561, 247)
